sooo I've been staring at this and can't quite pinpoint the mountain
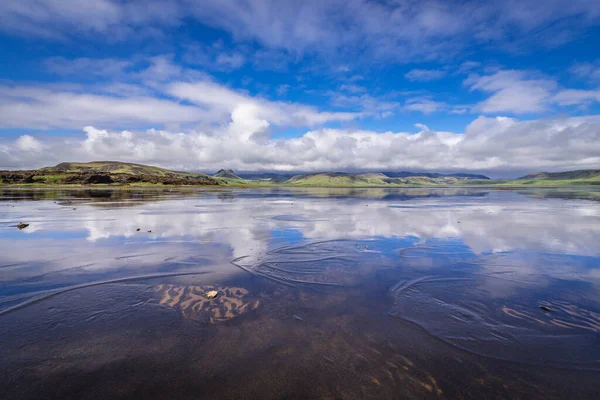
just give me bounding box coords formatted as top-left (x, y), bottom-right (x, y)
top-left (236, 172), bottom-right (296, 182)
top-left (213, 169), bottom-right (243, 180)
top-left (383, 171), bottom-right (490, 179)
top-left (1, 161), bottom-right (219, 185)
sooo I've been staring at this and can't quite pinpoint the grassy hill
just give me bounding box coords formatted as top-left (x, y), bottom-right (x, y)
top-left (284, 172), bottom-right (391, 186)
top-left (383, 171), bottom-right (490, 180)
top-left (1, 161), bottom-right (219, 186)
top-left (41, 161), bottom-right (212, 179)
top-left (516, 169), bottom-right (600, 185)
top-left (282, 172), bottom-right (477, 186)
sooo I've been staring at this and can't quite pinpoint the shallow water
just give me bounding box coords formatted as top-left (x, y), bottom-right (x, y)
top-left (1, 187), bottom-right (600, 399)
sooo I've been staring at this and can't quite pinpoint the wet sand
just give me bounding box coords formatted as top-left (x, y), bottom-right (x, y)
top-left (1, 187), bottom-right (600, 399)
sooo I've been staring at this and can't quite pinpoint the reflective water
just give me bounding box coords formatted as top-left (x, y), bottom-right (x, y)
top-left (1, 187), bottom-right (600, 399)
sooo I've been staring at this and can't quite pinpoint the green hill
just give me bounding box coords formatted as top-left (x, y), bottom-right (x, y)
top-left (2, 161), bottom-right (219, 185)
top-left (515, 169), bottom-right (600, 185)
top-left (282, 172), bottom-right (473, 186)
top-left (284, 172), bottom-right (390, 186)
top-left (41, 161), bottom-right (211, 179)
top-left (519, 169), bottom-right (600, 180)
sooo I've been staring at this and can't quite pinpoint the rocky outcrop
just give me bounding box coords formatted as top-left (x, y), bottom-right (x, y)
top-left (0, 171), bottom-right (220, 186)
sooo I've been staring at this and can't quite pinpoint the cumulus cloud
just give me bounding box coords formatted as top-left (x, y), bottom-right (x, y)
top-left (15, 135), bottom-right (43, 152)
top-left (2, 115), bottom-right (599, 175)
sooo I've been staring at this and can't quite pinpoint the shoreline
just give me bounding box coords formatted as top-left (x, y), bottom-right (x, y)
top-left (2, 183), bottom-right (600, 190)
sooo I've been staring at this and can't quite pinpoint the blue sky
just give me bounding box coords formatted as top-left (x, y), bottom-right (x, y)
top-left (1, 0), bottom-right (600, 177)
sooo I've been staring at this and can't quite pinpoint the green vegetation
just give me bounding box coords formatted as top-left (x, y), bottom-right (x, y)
top-left (2, 162), bottom-right (600, 188)
top-left (502, 169), bottom-right (600, 186)
top-left (284, 172), bottom-right (391, 186)
top-left (39, 161), bottom-right (214, 180)
top-left (32, 174), bottom-right (68, 184)
top-left (282, 172), bottom-right (479, 186)
top-left (519, 169), bottom-right (600, 181)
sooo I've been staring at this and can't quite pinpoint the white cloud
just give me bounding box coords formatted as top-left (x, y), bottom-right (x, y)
top-left (215, 53), bottom-right (245, 69)
top-left (339, 84), bottom-right (366, 94)
top-left (2, 1), bottom-right (600, 62)
top-left (0, 0), bottom-right (182, 40)
top-left (404, 69), bottom-right (446, 82)
top-left (404, 98), bottom-right (446, 114)
top-left (166, 81), bottom-right (361, 128)
top-left (553, 89), bottom-right (600, 106)
top-left (466, 70), bottom-right (557, 114)
top-left (0, 55), bottom-right (362, 131)
top-left (456, 61), bottom-right (481, 75)
top-left (570, 61), bottom-right (600, 81)
top-left (0, 85), bottom-right (209, 129)
top-left (2, 115), bottom-right (599, 174)
top-left (467, 69), bottom-right (600, 114)
top-left (15, 135), bottom-right (43, 152)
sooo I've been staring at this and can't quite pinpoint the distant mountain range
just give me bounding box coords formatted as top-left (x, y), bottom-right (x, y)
top-left (381, 171), bottom-right (489, 179)
top-left (1, 161), bottom-right (599, 187)
top-left (238, 170), bottom-right (490, 181)
top-left (282, 172), bottom-right (484, 186)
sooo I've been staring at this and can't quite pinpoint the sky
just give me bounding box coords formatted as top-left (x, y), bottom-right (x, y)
top-left (1, 0), bottom-right (600, 177)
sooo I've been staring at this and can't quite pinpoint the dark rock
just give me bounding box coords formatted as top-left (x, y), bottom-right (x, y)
top-left (84, 174), bottom-right (114, 184)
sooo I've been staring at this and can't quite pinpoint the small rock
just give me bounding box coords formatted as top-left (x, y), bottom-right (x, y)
top-left (205, 290), bottom-right (218, 299)
top-left (136, 228), bottom-right (141, 232)
top-left (147, 230), bottom-right (152, 233)
top-left (539, 306), bottom-right (551, 312)
top-left (17, 222), bottom-right (29, 230)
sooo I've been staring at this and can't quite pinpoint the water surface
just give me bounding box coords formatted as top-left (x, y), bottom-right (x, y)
top-left (1, 187), bottom-right (600, 399)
